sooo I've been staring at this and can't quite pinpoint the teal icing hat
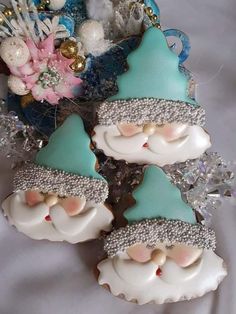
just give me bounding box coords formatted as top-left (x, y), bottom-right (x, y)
top-left (13, 114), bottom-right (108, 203)
top-left (97, 27), bottom-right (205, 127)
top-left (103, 166), bottom-right (216, 257)
top-left (124, 165), bottom-right (196, 224)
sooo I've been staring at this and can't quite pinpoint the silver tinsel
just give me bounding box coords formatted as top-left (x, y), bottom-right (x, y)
top-left (0, 99), bottom-right (44, 165)
top-left (164, 152), bottom-right (236, 225)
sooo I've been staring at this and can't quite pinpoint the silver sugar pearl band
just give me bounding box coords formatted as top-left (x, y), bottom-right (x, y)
top-left (104, 219), bottom-right (216, 257)
top-left (97, 98), bottom-right (205, 126)
top-left (14, 163), bottom-right (109, 203)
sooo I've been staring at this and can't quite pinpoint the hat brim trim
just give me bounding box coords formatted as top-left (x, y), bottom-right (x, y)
top-left (97, 98), bottom-right (205, 126)
top-left (104, 219), bottom-right (216, 257)
top-left (13, 163), bottom-right (109, 203)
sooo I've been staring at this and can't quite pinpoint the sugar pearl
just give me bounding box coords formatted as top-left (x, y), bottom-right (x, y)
top-left (143, 123), bottom-right (156, 136)
top-left (151, 249), bottom-right (166, 266)
top-left (0, 37), bottom-right (30, 67)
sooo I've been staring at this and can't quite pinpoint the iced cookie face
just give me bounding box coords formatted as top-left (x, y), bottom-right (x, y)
top-left (93, 122), bottom-right (211, 166)
top-left (97, 241), bottom-right (227, 304)
top-left (2, 190), bottom-right (113, 243)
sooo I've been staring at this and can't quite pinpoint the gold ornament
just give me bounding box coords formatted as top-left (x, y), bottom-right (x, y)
top-left (3, 8), bottom-right (13, 18)
top-left (70, 56), bottom-right (86, 72)
top-left (60, 40), bottom-right (78, 59)
top-left (37, 0), bottom-right (50, 10)
top-left (20, 93), bottom-right (34, 108)
top-left (37, 4), bottom-right (45, 10)
top-left (151, 14), bottom-right (158, 23)
top-left (145, 6), bottom-right (153, 16)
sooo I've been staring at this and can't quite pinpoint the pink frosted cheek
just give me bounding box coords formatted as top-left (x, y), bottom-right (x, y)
top-left (117, 123), bottom-right (143, 137)
top-left (169, 247), bottom-right (203, 268)
top-left (25, 190), bottom-right (44, 207)
top-left (127, 244), bottom-right (153, 263)
top-left (60, 197), bottom-right (86, 216)
top-left (156, 123), bottom-right (187, 141)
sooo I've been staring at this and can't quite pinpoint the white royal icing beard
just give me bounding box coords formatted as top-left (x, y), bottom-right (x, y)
top-left (97, 251), bottom-right (227, 304)
top-left (2, 191), bottom-right (113, 243)
top-left (93, 125), bottom-right (211, 166)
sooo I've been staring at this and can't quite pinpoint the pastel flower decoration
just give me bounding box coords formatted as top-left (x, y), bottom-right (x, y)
top-left (9, 34), bottom-right (82, 105)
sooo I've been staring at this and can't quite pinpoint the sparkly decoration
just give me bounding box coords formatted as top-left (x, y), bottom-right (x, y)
top-left (37, 67), bottom-right (62, 89)
top-left (0, 99), bottom-right (44, 162)
top-left (104, 218), bottom-right (216, 257)
top-left (97, 98), bottom-right (205, 126)
top-left (14, 162), bottom-right (109, 202)
top-left (164, 152), bottom-right (236, 224)
top-left (17, 34), bottom-right (82, 104)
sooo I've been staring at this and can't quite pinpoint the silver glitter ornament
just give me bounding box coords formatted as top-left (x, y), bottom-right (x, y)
top-left (0, 100), bottom-right (44, 164)
top-left (164, 152), bottom-right (236, 225)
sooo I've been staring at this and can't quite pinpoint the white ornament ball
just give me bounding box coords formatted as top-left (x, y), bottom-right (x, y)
top-left (48, 0), bottom-right (66, 11)
top-left (78, 20), bottom-right (105, 44)
top-left (8, 75), bottom-right (29, 96)
top-left (0, 37), bottom-right (30, 67)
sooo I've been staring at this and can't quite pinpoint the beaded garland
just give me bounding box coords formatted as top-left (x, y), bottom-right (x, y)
top-left (97, 98), bottom-right (205, 126)
top-left (104, 218), bottom-right (216, 257)
top-left (13, 162), bottom-right (109, 203)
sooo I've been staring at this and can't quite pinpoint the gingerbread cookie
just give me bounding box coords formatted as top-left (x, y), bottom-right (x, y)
top-left (93, 27), bottom-right (211, 166)
top-left (97, 166), bottom-right (226, 304)
top-left (2, 114), bottom-right (113, 243)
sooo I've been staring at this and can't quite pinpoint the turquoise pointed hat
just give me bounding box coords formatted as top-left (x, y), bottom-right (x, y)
top-left (97, 27), bottom-right (205, 127)
top-left (124, 165), bottom-right (196, 224)
top-left (104, 166), bottom-right (216, 257)
top-left (14, 114), bottom-right (108, 203)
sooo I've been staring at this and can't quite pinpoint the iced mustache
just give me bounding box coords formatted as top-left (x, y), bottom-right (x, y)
top-left (113, 256), bottom-right (202, 286)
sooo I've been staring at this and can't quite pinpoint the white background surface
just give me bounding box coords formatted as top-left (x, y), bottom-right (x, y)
top-left (0, 1), bottom-right (236, 313)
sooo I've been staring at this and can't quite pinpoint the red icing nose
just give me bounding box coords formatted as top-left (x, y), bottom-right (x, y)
top-left (143, 143), bottom-right (149, 148)
top-left (156, 268), bottom-right (162, 277)
top-left (45, 215), bottom-right (52, 222)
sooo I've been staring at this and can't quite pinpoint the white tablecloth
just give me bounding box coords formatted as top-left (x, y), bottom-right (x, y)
top-left (0, 1), bottom-right (236, 313)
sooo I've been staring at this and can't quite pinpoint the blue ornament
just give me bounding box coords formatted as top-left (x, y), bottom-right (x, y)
top-left (163, 29), bottom-right (191, 64)
top-left (7, 94), bottom-right (56, 136)
top-left (80, 36), bottom-right (141, 100)
top-left (62, 0), bottom-right (87, 28)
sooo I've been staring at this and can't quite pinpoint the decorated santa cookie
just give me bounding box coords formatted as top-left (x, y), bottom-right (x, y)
top-left (2, 114), bottom-right (113, 243)
top-left (93, 27), bottom-right (211, 166)
top-left (97, 166), bottom-right (226, 304)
